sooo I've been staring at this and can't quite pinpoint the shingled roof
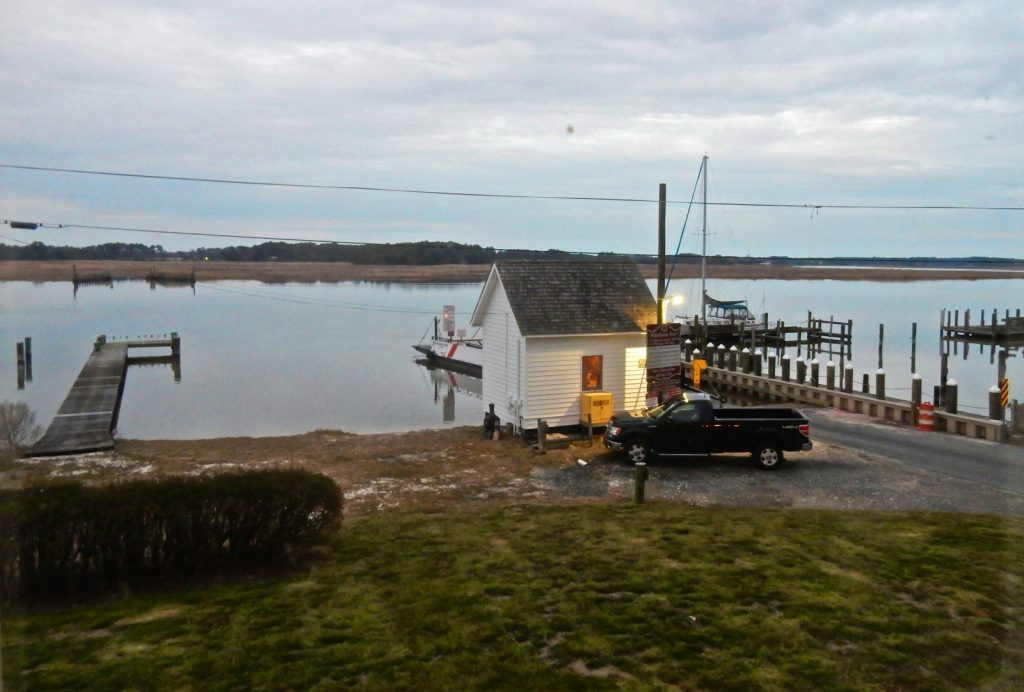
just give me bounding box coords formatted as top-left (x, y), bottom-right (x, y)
top-left (480, 259), bottom-right (657, 336)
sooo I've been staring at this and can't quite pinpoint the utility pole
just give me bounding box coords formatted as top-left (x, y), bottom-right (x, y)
top-left (659, 184), bottom-right (667, 323)
top-left (700, 155), bottom-right (708, 328)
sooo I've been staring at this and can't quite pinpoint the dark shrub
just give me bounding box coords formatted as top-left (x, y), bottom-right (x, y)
top-left (0, 470), bottom-right (342, 603)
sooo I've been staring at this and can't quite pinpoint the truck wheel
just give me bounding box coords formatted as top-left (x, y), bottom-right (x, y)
top-left (753, 443), bottom-right (783, 470)
top-left (625, 440), bottom-right (651, 464)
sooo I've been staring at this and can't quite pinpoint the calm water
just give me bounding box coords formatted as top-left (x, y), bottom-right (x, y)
top-left (1, 278), bottom-right (1020, 439)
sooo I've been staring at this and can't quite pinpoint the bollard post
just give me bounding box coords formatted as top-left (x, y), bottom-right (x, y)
top-left (945, 380), bottom-right (958, 414)
top-left (810, 359), bottom-right (819, 387)
top-left (826, 362), bottom-right (835, 390)
top-left (717, 344), bottom-right (727, 368)
top-left (683, 339), bottom-right (692, 361)
top-left (767, 353), bottom-right (775, 379)
top-left (753, 349), bottom-right (763, 376)
top-left (875, 369), bottom-right (886, 400)
top-left (844, 364), bottom-right (854, 393)
top-left (781, 355), bottom-right (791, 382)
top-left (728, 345), bottom-right (738, 371)
top-left (796, 358), bottom-right (806, 384)
top-left (634, 462), bottom-right (648, 504)
top-left (911, 374), bottom-right (922, 425)
top-left (989, 386), bottom-right (1003, 421)
top-left (740, 347), bottom-right (750, 374)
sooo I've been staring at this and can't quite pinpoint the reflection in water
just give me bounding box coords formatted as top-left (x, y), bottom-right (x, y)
top-left (128, 357), bottom-right (183, 383)
top-left (417, 359), bottom-right (482, 425)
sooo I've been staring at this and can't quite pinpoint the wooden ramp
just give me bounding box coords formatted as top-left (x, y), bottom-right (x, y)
top-left (29, 334), bottom-right (180, 457)
top-left (30, 342), bottom-right (129, 456)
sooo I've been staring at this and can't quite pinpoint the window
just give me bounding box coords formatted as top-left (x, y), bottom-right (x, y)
top-left (669, 404), bottom-right (698, 422)
top-left (582, 355), bottom-right (603, 391)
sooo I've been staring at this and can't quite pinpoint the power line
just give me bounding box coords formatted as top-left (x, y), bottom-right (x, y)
top-left (2, 219), bottom-right (627, 255)
top-left (3, 163), bottom-right (1022, 212)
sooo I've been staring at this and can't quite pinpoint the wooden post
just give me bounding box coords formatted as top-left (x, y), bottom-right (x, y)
top-left (781, 355), bottom-right (790, 382)
top-left (911, 374), bottom-right (922, 426)
top-left (537, 419), bottom-right (547, 454)
top-left (878, 323), bottom-right (884, 370)
top-left (826, 361), bottom-right (836, 390)
top-left (844, 364), bottom-right (853, 393)
top-left (945, 380), bottom-right (959, 414)
top-left (989, 386), bottom-right (1002, 422)
top-left (634, 462), bottom-right (648, 504)
top-left (810, 360), bottom-right (819, 387)
top-left (875, 369), bottom-right (886, 400)
top-left (24, 337), bottom-right (32, 382)
top-left (657, 183), bottom-right (666, 325)
top-left (910, 322), bottom-right (917, 374)
top-left (862, 373), bottom-right (870, 394)
top-left (587, 413), bottom-right (594, 446)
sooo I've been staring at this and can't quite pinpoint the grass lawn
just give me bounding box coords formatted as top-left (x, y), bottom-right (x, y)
top-left (3, 504), bottom-right (1023, 690)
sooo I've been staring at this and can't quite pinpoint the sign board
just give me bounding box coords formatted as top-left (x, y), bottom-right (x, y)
top-left (646, 323), bottom-right (681, 404)
top-left (692, 358), bottom-right (708, 387)
top-left (442, 304), bottom-right (455, 336)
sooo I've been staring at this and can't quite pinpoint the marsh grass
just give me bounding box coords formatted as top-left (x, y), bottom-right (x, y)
top-left (4, 504), bottom-right (1023, 689)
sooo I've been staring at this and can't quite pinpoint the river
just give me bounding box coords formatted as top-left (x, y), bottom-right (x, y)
top-left (1, 277), bottom-right (1019, 439)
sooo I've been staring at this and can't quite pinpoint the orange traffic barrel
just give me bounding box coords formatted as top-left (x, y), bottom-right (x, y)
top-left (917, 402), bottom-right (935, 431)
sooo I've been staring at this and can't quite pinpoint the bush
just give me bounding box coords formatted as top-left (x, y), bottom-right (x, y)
top-left (0, 401), bottom-right (42, 459)
top-left (0, 470), bottom-right (342, 603)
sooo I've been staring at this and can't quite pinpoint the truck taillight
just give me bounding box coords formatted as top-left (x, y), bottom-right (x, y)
top-left (799, 423), bottom-right (810, 437)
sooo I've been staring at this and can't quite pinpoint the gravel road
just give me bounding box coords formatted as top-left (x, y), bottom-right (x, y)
top-left (531, 409), bottom-right (1024, 517)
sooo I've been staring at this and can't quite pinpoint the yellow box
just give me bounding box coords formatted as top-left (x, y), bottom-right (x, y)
top-left (580, 391), bottom-right (613, 425)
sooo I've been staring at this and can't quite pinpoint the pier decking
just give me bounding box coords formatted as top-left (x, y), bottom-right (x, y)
top-left (29, 334), bottom-right (180, 457)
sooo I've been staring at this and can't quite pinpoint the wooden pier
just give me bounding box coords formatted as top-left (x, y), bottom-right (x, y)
top-left (29, 334), bottom-right (180, 456)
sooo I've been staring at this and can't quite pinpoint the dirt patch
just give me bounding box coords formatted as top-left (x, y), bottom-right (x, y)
top-left (8, 423), bottom-right (1024, 518)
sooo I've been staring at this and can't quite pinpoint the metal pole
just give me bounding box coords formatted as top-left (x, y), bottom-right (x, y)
top-left (657, 183), bottom-right (666, 325)
top-left (700, 155), bottom-right (708, 326)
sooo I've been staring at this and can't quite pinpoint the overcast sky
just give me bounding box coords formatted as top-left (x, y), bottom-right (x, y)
top-left (1, 0), bottom-right (1021, 257)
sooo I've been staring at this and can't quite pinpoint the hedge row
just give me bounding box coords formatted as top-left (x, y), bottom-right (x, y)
top-left (0, 470), bottom-right (342, 603)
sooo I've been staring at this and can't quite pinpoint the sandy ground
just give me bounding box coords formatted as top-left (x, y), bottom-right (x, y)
top-left (2, 259), bottom-right (1022, 283)
top-left (6, 413), bottom-right (1023, 519)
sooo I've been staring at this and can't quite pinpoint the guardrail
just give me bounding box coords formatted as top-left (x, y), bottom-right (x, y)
top-left (685, 359), bottom-right (1007, 443)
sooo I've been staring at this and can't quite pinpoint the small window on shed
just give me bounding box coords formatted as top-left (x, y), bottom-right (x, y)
top-left (582, 355), bottom-right (603, 391)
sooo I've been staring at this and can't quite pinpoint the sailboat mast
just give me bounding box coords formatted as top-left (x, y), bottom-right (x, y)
top-left (700, 154), bottom-right (708, 326)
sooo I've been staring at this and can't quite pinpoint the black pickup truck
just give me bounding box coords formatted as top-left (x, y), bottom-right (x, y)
top-left (603, 392), bottom-right (812, 469)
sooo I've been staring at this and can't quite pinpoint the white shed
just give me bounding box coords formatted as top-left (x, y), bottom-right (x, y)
top-left (469, 259), bottom-right (657, 431)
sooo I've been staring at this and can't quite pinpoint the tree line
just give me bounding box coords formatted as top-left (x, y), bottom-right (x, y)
top-left (1, 240), bottom-right (1020, 267)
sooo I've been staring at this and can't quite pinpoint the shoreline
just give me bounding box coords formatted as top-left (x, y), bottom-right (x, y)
top-left (2, 259), bottom-right (1023, 283)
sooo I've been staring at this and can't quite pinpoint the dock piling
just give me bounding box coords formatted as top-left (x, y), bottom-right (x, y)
top-left (911, 374), bottom-right (922, 426)
top-left (946, 380), bottom-right (959, 414)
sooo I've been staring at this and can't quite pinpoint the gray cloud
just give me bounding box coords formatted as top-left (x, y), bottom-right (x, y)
top-left (1, 0), bottom-right (1021, 255)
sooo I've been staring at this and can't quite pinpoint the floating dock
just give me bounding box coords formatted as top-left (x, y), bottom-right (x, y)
top-left (29, 334), bottom-right (180, 456)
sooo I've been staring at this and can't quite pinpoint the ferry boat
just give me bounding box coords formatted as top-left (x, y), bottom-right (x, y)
top-left (412, 306), bottom-right (483, 377)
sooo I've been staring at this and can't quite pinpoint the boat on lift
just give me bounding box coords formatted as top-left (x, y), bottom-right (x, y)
top-left (412, 305), bottom-right (483, 377)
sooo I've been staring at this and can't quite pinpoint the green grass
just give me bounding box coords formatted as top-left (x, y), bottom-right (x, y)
top-left (4, 504), bottom-right (1023, 690)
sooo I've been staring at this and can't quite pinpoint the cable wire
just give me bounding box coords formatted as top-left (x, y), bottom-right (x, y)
top-left (3, 163), bottom-right (1023, 211)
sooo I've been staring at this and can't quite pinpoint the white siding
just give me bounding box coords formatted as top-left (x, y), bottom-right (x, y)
top-left (479, 280), bottom-right (524, 426)
top-left (522, 334), bottom-right (648, 429)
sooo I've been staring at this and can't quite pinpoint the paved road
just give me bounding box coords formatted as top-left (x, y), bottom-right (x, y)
top-left (804, 408), bottom-right (1024, 497)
